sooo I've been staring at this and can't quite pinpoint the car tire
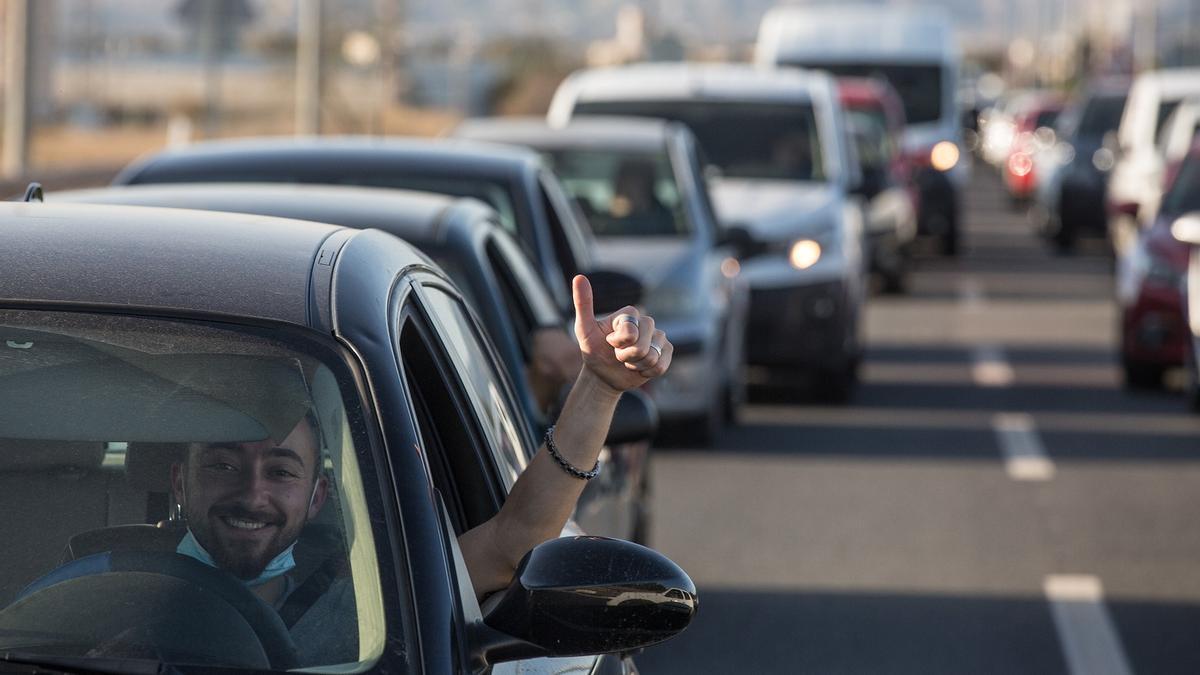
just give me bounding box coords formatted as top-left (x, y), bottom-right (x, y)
top-left (938, 215), bottom-right (959, 256)
top-left (814, 361), bottom-right (857, 404)
top-left (1123, 360), bottom-right (1165, 390)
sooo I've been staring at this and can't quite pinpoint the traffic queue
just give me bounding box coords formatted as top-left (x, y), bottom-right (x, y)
top-left (0, 7), bottom-right (970, 672)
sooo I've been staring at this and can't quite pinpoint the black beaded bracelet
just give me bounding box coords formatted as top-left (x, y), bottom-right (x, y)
top-left (543, 425), bottom-right (600, 480)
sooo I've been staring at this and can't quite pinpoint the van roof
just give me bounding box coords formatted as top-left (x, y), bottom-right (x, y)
top-left (555, 62), bottom-right (828, 105)
top-left (755, 5), bottom-right (956, 65)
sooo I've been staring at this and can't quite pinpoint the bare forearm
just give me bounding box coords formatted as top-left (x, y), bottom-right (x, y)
top-left (460, 369), bottom-right (622, 596)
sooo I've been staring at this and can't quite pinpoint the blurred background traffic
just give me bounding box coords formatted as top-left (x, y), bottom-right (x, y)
top-left (5, 0), bottom-right (1200, 672)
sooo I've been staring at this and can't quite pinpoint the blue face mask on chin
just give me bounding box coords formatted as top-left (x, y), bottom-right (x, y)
top-left (176, 529), bottom-right (297, 587)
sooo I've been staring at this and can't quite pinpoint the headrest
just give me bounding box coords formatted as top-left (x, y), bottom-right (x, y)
top-left (0, 439), bottom-right (104, 473)
top-left (124, 442), bottom-right (186, 493)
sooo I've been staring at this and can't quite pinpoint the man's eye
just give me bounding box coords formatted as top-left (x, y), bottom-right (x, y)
top-left (205, 462), bottom-right (237, 472)
top-left (270, 468), bottom-right (301, 479)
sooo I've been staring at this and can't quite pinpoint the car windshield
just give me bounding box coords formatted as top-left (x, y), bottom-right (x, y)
top-left (1161, 152), bottom-right (1200, 217)
top-left (0, 310), bottom-right (386, 672)
top-left (789, 62), bottom-right (943, 124)
top-left (541, 147), bottom-right (690, 237)
top-left (574, 100), bottom-right (825, 182)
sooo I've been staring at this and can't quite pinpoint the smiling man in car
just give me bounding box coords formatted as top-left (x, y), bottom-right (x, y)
top-left (167, 276), bottom-right (673, 659)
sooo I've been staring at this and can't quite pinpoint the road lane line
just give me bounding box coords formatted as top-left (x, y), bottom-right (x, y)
top-left (1044, 575), bottom-right (1134, 675)
top-left (993, 412), bottom-right (1055, 481)
top-left (972, 344), bottom-right (1015, 387)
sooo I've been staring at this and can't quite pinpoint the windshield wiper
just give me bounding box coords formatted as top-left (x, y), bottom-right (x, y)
top-left (0, 652), bottom-right (175, 675)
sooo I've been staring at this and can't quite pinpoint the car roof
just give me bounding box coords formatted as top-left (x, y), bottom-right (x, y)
top-left (0, 201), bottom-right (344, 325)
top-left (52, 182), bottom-right (493, 248)
top-left (553, 62), bottom-right (826, 105)
top-left (115, 135), bottom-right (545, 185)
top-left (456, 115), bottom-right (677, 152)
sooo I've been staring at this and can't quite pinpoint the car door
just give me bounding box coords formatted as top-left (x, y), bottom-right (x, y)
top-left (398, 273), bottom-right (629, 674)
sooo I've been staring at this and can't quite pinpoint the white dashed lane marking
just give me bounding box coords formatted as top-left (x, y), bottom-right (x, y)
top-left (1044, 575), bottom-right (1135, 675)
top-left (972, 344), bottom-right (1015, 387)
top-left (993, 412), bottom-right (1056, 481)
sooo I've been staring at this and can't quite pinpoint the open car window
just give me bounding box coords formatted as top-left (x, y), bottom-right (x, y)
top-left (0, 310), bottom-right (387, 672)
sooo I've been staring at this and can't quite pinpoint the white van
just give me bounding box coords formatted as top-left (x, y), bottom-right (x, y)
top-left (548, 63), bottom-right (867, 401)
top-left (755, 4), bottom-right (967, 255)
top-left (1107, 68), bottom-right (1200, 256)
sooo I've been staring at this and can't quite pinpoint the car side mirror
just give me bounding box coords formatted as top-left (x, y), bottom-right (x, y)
top-left (1171, 212), bottom-right (1200, 245)
top-left (587, 269), bottom-right (644, 314)
top-left (605, 389), bottom-right (659, 446)
top-left (716, 223), bottom-right (765, 260)
top-left (477, 536), bottom-right (697, 663)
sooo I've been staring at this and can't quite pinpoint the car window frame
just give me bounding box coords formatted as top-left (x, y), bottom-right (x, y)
top-left (409, 273), bottom-right (534, 491)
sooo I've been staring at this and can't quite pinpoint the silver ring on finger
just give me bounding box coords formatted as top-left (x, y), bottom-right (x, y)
top-left (649, 343), bottom-right (663, 358)
top-left (616, 315), bottom-right (638, 327)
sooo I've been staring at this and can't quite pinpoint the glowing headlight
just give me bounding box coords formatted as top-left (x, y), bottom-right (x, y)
top-left (930, 141), bottom-right (960, 172)
top-left (789, 240), bottom-right (822, 270)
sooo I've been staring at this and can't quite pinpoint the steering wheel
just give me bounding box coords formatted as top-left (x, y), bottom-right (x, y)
top-left (0, 551), bottom-right (299, 669)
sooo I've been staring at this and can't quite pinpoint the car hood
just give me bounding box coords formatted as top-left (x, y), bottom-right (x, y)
top-left (709, 178), bottom-right (840, 240)
top-left (592, 236), bottom-right (698, 291)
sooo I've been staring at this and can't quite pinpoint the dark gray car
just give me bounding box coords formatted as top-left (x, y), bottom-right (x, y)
top-left (54, 182), bottom-right (657, 543)
top-left (113, 136), bottom-right (619, 318)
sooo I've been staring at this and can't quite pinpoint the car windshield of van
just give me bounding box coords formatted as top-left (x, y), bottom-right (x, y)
top-left (0, 310), bottom-right (387, 672)
top-left (787, 62), bottom-right (943, 125)
top-left (574, 101), bottom-right (825, 182)
top-left (541, 147), bottom-right (690, 237)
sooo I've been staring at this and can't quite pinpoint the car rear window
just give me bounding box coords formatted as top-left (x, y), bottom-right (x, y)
top-left (542, 147), bottom-right (690, 237)
top-left (574, 100), bottom-right (826, 182)
top-left (0, 310), bottom-right (387, 672)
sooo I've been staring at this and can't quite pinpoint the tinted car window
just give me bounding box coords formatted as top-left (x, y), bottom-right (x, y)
top-left (786, 62), bottom-right (943, 124)
top-left (575, 100), bottom-right (826, 182)
top-left (544, 147), bottom-right (689, 237)
top-left (0, 310), bottom-right (386, 671)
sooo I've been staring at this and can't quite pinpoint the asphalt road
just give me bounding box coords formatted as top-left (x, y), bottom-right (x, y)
top-left (637, 163), bottom-right (1200, 675)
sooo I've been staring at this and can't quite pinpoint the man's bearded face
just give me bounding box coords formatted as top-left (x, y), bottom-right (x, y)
top-left (175, 418), bottom-right (325, 580)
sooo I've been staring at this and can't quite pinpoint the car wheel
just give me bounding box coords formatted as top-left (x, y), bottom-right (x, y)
top-left (814, 361), bottom-right (857, 404)
top-left (723, 373), bottom-right (745, 426)
top-left (935, 213), bottom-right (959, 256)
top-left (1123, 360), bottom-right (1165, 390)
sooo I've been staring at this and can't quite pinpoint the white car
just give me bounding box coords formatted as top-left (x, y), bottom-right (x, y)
top-left (548, 63), bottom-right (866, 401)
top-left (755, 4), bottom-right (968, 255)
top-left (455, 116), bottom-right (750, 443)
top-left (1107, 67), bottom-right (1200, 256)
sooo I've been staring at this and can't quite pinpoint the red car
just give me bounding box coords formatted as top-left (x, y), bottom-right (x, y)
top-left (1004, 98), bottom-right (1064, 203)
top-left (1117, 141), bottom-right (1200, 388)
top-left (838, 77), bottom-right (919, 291)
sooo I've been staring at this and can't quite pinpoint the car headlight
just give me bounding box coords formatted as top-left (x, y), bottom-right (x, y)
top-left (930, 141), bottom-right (960, 172)
top-left (789, 239), bottom-right (822, 269)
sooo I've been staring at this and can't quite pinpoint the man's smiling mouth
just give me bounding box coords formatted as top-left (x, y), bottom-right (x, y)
top-left (221, 516), bottom-right (271, 531)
